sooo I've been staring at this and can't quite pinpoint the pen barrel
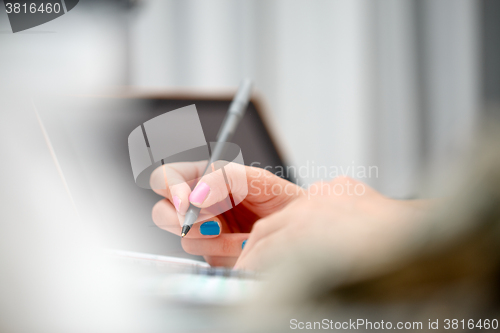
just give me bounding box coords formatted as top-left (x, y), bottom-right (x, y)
top-left (214, 114), bottom-right (238, 147)
top-left (183, 79), bottom-right (253, 232)
top-left (228, 99), bottom-right (248, 117)
top-left (230, 79), bottom-right (253, 116)
top-left (216, 79), bottom-right (253, 141)
top-left (184, 205), bottom-right (201, 222)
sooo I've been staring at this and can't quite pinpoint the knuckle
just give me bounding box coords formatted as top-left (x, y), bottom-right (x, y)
top-left (206, 171), bottom-right (227, 194)
top-left (261, 168), bottom-right (275, 179)
top-left (169, 182), bottom-right (187, 194)
top-left (223, 161), bottom-right (238, 175)
top-left (220, 237), bottom-right (232, 255)
top-left (251, 219), bottom-right (267, 235)
top-left (226, 164), bottom-right (246, 190)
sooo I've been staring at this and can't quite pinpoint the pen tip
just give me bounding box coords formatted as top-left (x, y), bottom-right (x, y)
top-left (181, 225), bottom-right (191, 238)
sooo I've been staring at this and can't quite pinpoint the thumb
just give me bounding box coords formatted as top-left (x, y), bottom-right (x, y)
top-left (190, 162), bottom-right (304, 216)
top-left (189, 161), bottom-right (247, 208)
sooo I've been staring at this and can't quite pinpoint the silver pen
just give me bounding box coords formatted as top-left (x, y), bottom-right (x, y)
top-left (181, 79), bottom-right (253, 237)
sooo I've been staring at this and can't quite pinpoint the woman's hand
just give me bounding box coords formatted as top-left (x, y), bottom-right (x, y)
top-left (150, 161), bottom-right (303, 267)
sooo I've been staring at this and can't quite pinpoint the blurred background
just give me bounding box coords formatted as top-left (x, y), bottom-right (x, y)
top-left (1, 1), bottom-right (500, 331)
top-left (1, 0), bottom-right (499, 199)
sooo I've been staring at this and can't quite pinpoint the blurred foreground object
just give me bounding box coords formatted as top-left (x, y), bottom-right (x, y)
top-left (241, 120), bottom-right (500, 332)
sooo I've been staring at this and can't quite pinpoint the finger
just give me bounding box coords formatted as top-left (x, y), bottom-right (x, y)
top-left (203, 256), bottom-right (238, 268)
top-left (232, 210), bottom-right (290, 263)
top-left (234, 231), bottom-right (288, 271)
top-left (188, 162), bottom-right (239, 208)
top-left (168, 181), bottom-right (194, 215)
top-left (181, 233), bottom-right (249, 257)
top-left (190, 163), bottom-right (306, 218)
top-left (233, 237), bottom-right (269, 271)
top-left (160, 219), bottom-right (223, 239)
top-left (152, 199), bottom-right (224, 238)
top-left (150, 162), bottom-right (207, 214)
top-left (247, 214), bottom-right (289, 245)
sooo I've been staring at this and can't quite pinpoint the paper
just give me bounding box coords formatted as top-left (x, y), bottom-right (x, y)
top-left (109, 249), bottom-right (210, 268)
top-left (108, 249), bottom-right (260, 305)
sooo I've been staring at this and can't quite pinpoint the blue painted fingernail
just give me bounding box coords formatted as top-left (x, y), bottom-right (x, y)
top-left (242, 240), bottom-right (247, 249)
top-left (200, 221), bottom-right (220, 235)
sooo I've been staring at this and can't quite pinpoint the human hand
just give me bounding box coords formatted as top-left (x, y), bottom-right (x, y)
top-left (235, 177), bottom-right (431, 270)
top-left (150, 161), bottom-right (303, 267)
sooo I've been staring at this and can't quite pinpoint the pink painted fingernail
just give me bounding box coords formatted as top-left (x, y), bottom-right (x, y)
top-left (189, 182), bottom-right (210, 204)
top-left (173, 196), bottom-right (182, 212)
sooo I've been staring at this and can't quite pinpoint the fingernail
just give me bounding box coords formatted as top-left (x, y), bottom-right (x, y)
top-left (189, 182), bottom-right (210, 204)
top-left (173, 196), bottom-right (181, 212)
top-left (199, 221), bottom-right (220, 236)
top-left (242, 240), bottom-right (247, 249)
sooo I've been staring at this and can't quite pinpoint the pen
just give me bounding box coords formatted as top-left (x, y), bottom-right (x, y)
top-left (181, 79), bottom-right (253, 237)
